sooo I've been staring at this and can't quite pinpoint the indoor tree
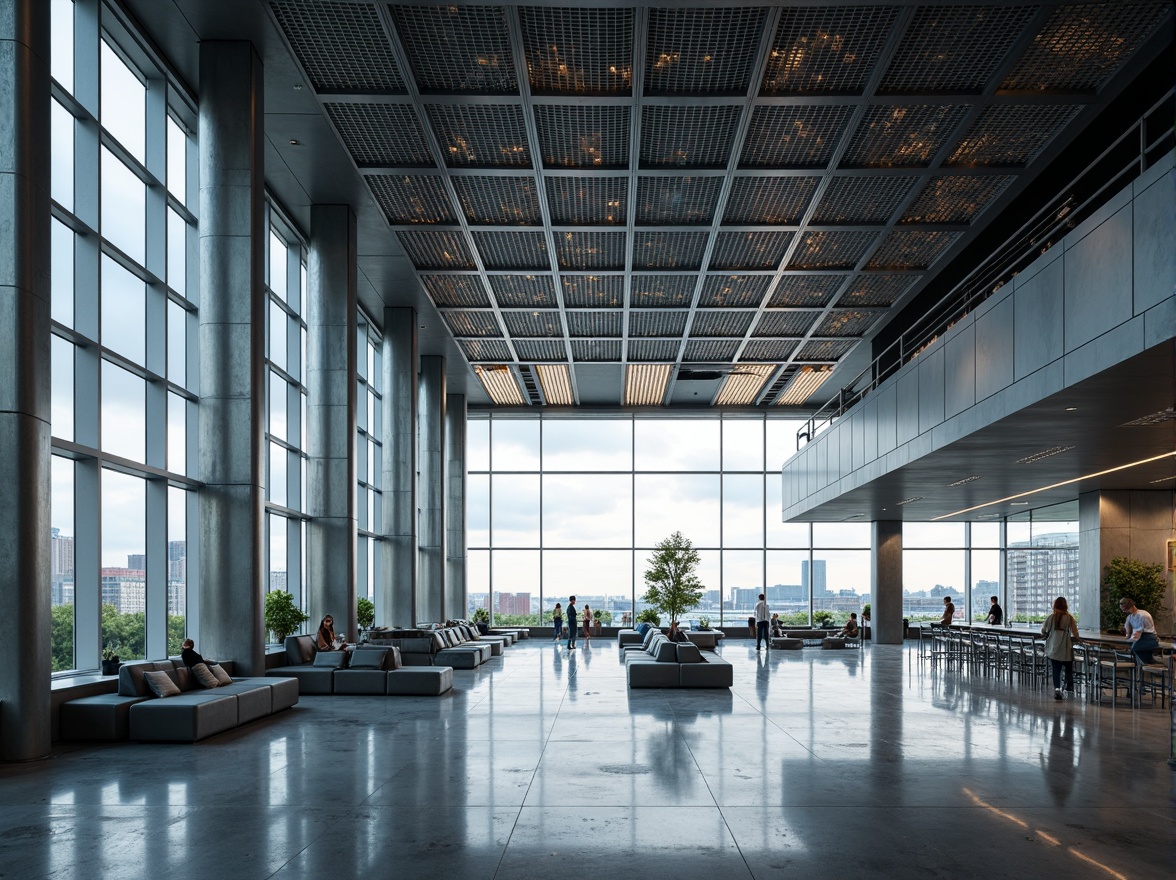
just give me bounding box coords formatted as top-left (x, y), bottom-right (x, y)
top-left (640, 531), bottom-right (704, 625)
top-left (1101, 556), bottom-right (1167, 633)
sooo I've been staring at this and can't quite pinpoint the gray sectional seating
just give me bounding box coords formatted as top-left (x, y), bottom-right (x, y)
top-left (623, 632), bottom-right (732, 689)
top-left (266, 636), bottom-right (453, 695)
top-left (366, 625), bottom-right (500, 668)
top-left (60, 659), bottom-right (299, 743)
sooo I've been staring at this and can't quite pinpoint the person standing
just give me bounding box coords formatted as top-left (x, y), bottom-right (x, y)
top-left (1120, 596), bottom-right (1159, 664)
top-left (986, 596), bottom-right (1003, 626)
top-left (754, 593), bottom-right (770, 651)
top-left (566, 596), bottom-right (578, 649)
top-left (582, 604), bottom-right (592, 644)
top-left (552, 603), bottom-right (563, 642)
top-left (1041, 596), bottom-right (1080, 699)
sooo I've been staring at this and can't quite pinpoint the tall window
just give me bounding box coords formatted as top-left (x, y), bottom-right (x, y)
top-left (357, 312), bottom-right (383, 603)
top-left (49, 0), bottom-right (198, 671)
top-left (264, 209), bottom-right (309, 629)
top-left (1007, 502), bottom-right (1079, 623)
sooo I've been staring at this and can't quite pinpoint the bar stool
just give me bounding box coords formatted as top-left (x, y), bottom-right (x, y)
top-left (1094, 646), bottom-right (1138, 706)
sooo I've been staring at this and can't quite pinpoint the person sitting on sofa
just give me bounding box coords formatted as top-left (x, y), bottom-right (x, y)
top-left (667, 620), bottom-right (689, 642)
top-left (769, 613), bottom-right (784, 638)
top-left (316, 615), bottom-right (347, 652)
top-left (180, 638), bottom-right (205, 669)
top-left (837, 614), bottom-right (860, 639)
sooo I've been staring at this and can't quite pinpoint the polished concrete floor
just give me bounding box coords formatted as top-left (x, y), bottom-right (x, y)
top-left (2, 640), bottom-right (1172, 880)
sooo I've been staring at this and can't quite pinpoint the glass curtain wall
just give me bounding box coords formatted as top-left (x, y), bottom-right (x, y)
top-left (467, 414), bottom-right (875, 628)
top-left (264, 209), bottom-right (308, 629)
top-left (49, 0), bottom-right (199, 670)
top-left (1007, 501), bottom-right (1079, 623)
top-left (356, 311), bottom-right (383, 603)
top-left (901, 522), bottom-right (1004, 623)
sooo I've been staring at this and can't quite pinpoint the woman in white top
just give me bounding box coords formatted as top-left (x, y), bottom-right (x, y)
top-left (582, 604), bottom-right (592, 643)
top-left (1041, 596), bottom-right (1079, 699)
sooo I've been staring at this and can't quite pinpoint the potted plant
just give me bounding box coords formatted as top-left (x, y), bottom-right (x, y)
top-left (264, 590), bottom-right (309, 644)
top-left (814, 610), bottom-right (835, 629)
top-left (593, 609), bottom-right (603, 634)
top-left (471, 607), bottom-right (491, 635)
top-left (698, 616), bottom-right (711, 631)
top-left (357, 597), bottom-right (375, 630)
top-left (640, 531), bottom-right (704, 630)
top-left (101, 644), bottom-right (121, 676)
top-left (636, 607), bottom-right (661, 627)
top-left (861, 604), bottom-right (871, 622)
top-left (1101, 556), bottom-right (1166, 633)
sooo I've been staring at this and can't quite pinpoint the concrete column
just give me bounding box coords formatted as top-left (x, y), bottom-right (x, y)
top-left (198, 42), bottom-right (266, 676)
top-left (872, 521), bottom-right (904, 645)
top-left (305, 205), bottom-right (357, 640)
top-left (445, 393), bottom-right (467, 620)
top-left (418, 356), bottom-right (446, 623)
top-left (0, 0), bottom-right (51, 762)
top-left (380, 308), bottom-right (417, 627)
top-left (1079, 490), bottom-right (1175, 633)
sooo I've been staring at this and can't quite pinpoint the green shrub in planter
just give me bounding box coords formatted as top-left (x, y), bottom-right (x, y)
top-left (357, 597), bottom-right (375, 630)
top-left (1101, 556), bottom-right (1166, 633)
top-left (264, 590), bottom-right (309, 644)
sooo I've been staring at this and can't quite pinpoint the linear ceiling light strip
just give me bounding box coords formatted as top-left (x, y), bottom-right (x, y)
top-left (714, 364), bottom-right (775, 406)
top-left (775, 364), bottom-right (832, 405)
top-left (535, 364), bottom-right (574, 405)
top-left (476, 366), bottom-right (525, 405)
top-left (624, 363), bottom-right (672, 406)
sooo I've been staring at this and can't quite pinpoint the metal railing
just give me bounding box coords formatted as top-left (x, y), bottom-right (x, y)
top-left (798, 89), bottom-right (1175, 448)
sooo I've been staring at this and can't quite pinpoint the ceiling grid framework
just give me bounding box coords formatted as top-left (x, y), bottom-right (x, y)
top-left (267, 0), bottom-right (1174, 408)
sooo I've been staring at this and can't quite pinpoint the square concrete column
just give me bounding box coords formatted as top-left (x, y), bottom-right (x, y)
top-left (445, 393), bottom-right (467, 620)
top-left (0, 0), bottom-right (51, 762)
top-left (305, 205), bottom-right (357, 640)
top-left (872, 521), bottom-right (904, 644)
top-left (198, 42), bottom-right (266, 676)
top-left (380, 307), bottom-right (417, 627)
top-left (418, 355), bottom-right (446, 623)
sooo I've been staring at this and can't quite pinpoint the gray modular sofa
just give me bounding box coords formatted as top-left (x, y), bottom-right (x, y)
top-left (366, 626), bottom-right (494, 668)
top-left (618, 626), bottom-right (723, 649)
top-left (61, 659), bottom-right (299, 743)
top-left (623, 631), bottom-right (733, 688)
top-left (266, 636), bottom-right (453, 695)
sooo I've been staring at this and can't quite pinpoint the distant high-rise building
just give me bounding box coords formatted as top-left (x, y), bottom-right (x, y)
top-left (802, 559), bottom-right (827, 596)
top-left (168, 541), bottom-right (187, 582)
top-left (51, 528), bottom-right (75, 580)
top-left (127, 554), bottom-right (146, 570)
top-left (1008, 532), bottom-right (1079, 617)
top-left (101, 568), bottom-right (146, 614)
top-left (494, 592), bottom-right (531, 616)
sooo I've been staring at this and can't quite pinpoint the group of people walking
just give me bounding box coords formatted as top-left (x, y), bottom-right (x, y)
top-left (551, 597), bottom-right (593, 648)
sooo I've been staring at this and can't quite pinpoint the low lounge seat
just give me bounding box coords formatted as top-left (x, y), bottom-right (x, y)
top-left (267, 638), bottom-right (454, 696)
top-left (624, 633), bottom-right (732, 689)
top-left (770, 637), bottom-right (804, 650)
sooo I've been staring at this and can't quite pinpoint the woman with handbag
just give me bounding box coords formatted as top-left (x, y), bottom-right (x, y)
top-left (1041, 596), bottom-right (1079, 699)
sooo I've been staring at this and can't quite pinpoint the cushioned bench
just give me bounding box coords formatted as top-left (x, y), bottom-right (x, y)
top-left (770, 637), bottom-right (804, 650)
top-left (623, 632), bottom-right (732, 689)
top-left (266, 637), bottom-right (453, 696)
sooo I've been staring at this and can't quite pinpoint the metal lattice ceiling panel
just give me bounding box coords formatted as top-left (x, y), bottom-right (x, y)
top-left (489, 274), bottom-right (557, 307)
top-left (742, 340), bottom-right (799, 362)
top-left (391, 5), bottom-right (517, 93)
top-left (571, 339), bottom-right (621, 361)
top-left (367, 175), bottom-right (455, 224)
top-left (520, 7), bottom-right (634, 96)
top-left (880, 5), bottom-right (1038, 95)
top-left (442, 310), bottom-right (501, 337)
top-left (1001, 2), bottom-right (1172, 93)
top-left (947, 105), bottom-right (1083, 167)
top-left (566, 311), bottom-right (623, 338)
top-left (513, 339), bottom-right (567, 361)
top-left (812, 175), bottom-right (920, 224)
top-left (630, 311), bottom-right (689, 337)
top-left (815, 308), bottom-right (886, 337)
top-left (397, 231), bottom-right (476, 269)
top-left (700, 274), bottom-right (771, 308)
top-left (473, 231), bottom-right (549, 270)
top-left (710, 231), bottom-right (792, 270)
top-left (546, 177), bottom-right (628, 225)
top-left (629, 340), bottom-right (681, 361)
top-left (644, 7), bottom-right (768, 95)
top-left (427, 104), bottom-right (531, 167)
top-left (768, 275), bottom-right (845, 308)
top-left (640, 106), bottom-right (743, 168)
top-left (690, 310), bottom-right (755, 338)
top-left (842, 104), bottom-right (972, 168)
top-left (753, 310), bottom-right (822, 337)
top-left (741, 106), bottom-right (853, 167)
top-left (838, 273), bottom-right (919, 307)
top-left (535, 105), bottom-right (630, 168)
top-left (788, 230), bottom-right (879, 270)
top-left (762, 6), bottom-right (900, 95)
top-left (631, 275), bottom-right (697, 308)
top-left (723, 176), bottom-right (819, 225)
top-left (459, 339), bottom-right (512, 362)
top-left (636, 177), bottom-right (722, 225)
top-left (797, 339), bottom-right (855, 361)
top-left (503, 310), bottom-right (563, 338)
top-left (867, 229), bottom-right (962, 269)
top-left (561, 274), bottom-right (624, 307)
top-left (556, 232), bottom-right (626, 270)
top-left (270, 2), bottom-right (405, 92)
top-left (632, 232), bottom-right (708, 270)
top-left (324, 103), bottom-right (431, 166)
top-left (901, 175), bottom-right (1016, 224)
top-left (421, 274), bottom-right (491, 308)
top-left (683, 340), bottom-right (740, 361)
top-left (453, 176), bottom-right (541, 225)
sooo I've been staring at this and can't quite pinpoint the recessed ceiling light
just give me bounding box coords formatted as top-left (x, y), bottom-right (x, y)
top-left (1064, 406), bottom-right (1077, 411)
top-left (948, 475), bottom-right (982, 487)
top-left (1011, 501), bottom-right (1030, 506)
top-left (289, 139), bottom-right (299, 146)
top-left (1120, 407), bottom-right (1176, 427)
top-left (293, 83), bottom-right (303, 90)
top-left (1016, 445), bottom-right (1074, 464)
top-left (1148, 475), bottom-right (1176, 484)
top-left (895, 496), bottom-right (923, 506)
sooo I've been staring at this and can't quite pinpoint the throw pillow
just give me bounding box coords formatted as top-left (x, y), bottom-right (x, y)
top-left (675, 643), bottom-right (703, 663)
top-left (173, 666), bottom-right (194, 692)
top-left (385, 646), bottom-right (402, 670)
top-left (349, 649), bottom-right (387, 669)
top-left (654, 640), bottom-right (677, 663)
top-left (143, 670), bottom-right (181, 698)
top-left (636, 622), bottom-right (650, 636)
top-left (312, 651), bottom-right (348, 668)
top-left (209, 663), bottom-right (233, 685)
top-left (190, 662), bottom-right (220, 689)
